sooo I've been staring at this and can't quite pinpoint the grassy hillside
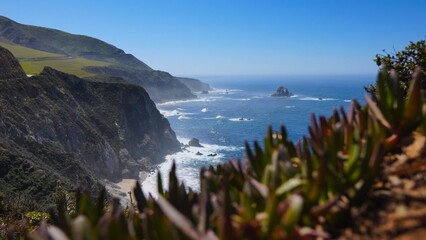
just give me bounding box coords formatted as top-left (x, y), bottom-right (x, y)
top-left (0, 40), bottom-right (63, 58)
top-left (0, 41), bottom-right (111, 77)
top-left (20, 57), bottom-right (110, 77)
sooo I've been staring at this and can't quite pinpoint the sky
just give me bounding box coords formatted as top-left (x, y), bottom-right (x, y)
top-left (0, 1), bottom-right (425, 76)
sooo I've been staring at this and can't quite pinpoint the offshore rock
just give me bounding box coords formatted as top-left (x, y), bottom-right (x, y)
top-left (271, 86), bottom-right (293, 97)
top-left (188, 138), bottom-right (204, 147)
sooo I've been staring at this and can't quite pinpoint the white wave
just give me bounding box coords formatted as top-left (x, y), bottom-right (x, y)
top-left (202, 96), bottom-right (224, 99)
top-left (229, 117), bottom-right (254, 122)
top-left (201, 108), bottom-right (208, 112)
top-left (160, 109), bottom-right (196, 117)
top-left (299, 97), bottom-right (337, 101)
top-left (209, 88), bottom-right (243, 94)
top-left (178, 115), bottom-right (191, 120)
top-left (203, 115), bottom-right (227, 120)
top-left (285, 105), bottom-right (296, 108)
top-left (141, 137), bottom-right (243, 198)
top-left (160, 109), bottom-right (182, 117)
top-left (343, 99), bottom-right (352, 102)
top-left (157, 97), bottom-right (216, 106)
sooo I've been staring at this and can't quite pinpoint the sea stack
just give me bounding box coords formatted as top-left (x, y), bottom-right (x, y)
top-left (188, 138), bottom-right (204, 147)
top-left (271, 86), bottom-right (293, 97)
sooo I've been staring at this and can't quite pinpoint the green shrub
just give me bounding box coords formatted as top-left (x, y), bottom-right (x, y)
top-left (367, 39), bottom-right (426, 95)
top-left (25, 211), bottom-right (50, 226)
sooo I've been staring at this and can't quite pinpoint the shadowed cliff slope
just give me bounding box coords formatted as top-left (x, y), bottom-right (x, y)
top-left (0, 46), bottom-right (180, 205)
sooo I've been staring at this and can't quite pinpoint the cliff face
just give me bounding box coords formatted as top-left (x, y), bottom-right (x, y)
top-left (0, 47), bottom-right (181, 203)
top-left (0, 46), bottom-right (26, 79)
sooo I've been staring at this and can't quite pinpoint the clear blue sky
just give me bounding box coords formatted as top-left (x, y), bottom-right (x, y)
top-left (0, 0), bottom-right (425, 76)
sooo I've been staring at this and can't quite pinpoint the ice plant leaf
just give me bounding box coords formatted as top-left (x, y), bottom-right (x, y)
top-left (250, 177), bottom-right (269, 198)
top-left (402, 67), bottom-right (423, 126)
top-left (282, 195), bottom-right (303, 230)
top-left (133, 181), bottom-right (147, 212)
top-left (365, 95), bottom-right (391, 129)
top-left (157, 196), bottom-right (213, 240)
top-left (276, 178), bottom-right (303, 196)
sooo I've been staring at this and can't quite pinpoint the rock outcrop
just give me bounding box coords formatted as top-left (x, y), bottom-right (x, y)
top-left (188, 138), bottom-right (203, 148)
top-left (271, 86), bottom-right (293, 97)
top-left (0, 47), bottom-right (181, 204)
top-left (0, 46), bottom-right (26, 80)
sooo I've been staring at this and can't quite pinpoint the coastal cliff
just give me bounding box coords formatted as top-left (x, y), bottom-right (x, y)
top-left (0, 47), bottom-right (180, 204)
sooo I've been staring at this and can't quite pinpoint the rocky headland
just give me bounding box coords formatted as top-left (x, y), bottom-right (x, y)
top-left (0, 46), bottom-right (180, 205)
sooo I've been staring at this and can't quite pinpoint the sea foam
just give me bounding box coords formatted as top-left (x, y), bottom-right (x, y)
top-left (299, 97), bottom-right (337, 101)
top-left (141, 137), bottom-right (243, 198)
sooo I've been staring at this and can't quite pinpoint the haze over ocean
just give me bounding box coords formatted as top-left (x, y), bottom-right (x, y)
top-left (142, 74), bottom-right (374, 196)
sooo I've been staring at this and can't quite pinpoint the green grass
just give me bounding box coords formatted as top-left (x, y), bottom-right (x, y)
top-left (0, 40), bottom-right (63, 58)
top-left (20, 57), bottom-right (110, 78)
top-left (0, 41), bottom-right (110, 78)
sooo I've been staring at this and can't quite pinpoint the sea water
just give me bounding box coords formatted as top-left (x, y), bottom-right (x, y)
top-left (141, 75), bottom-right (375, 197)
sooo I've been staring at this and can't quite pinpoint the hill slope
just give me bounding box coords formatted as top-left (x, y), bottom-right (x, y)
top-left (0, 16), bottom-right (196, 102)
top-left (0, 16), bottom-right (150, 69)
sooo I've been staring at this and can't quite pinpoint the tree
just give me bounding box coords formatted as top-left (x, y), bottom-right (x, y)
top-left (366, 40), bottom-right (426, 96)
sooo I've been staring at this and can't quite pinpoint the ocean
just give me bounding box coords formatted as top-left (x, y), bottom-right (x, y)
top-left (141, 75), bottom-right (375, 197)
